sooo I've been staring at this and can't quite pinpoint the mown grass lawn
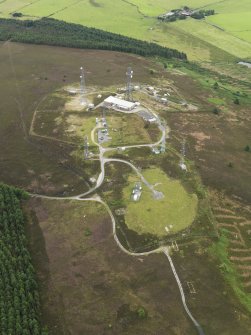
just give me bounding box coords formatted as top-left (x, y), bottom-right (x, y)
top-left (123, 168), bottom-right (198, 236)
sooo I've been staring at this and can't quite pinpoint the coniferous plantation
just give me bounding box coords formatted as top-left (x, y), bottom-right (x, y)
top-left (0, 184), bottom-right (47, 335)
top-left (0, 18), bottom-right (187, 60)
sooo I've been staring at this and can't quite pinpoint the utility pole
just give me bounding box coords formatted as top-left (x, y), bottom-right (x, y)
top-left (180, 139), bottom-right (186, 165)
top-left (179, 139), bottom-right (187, 171)
top-left (161, 137), bottom-right (166, 153)
top-left (125, 67), bottom-right (133, 101)
top-left (80, 66), bottom-right (86, 106)
top-left (102, 107), bottom-right (107, 127)
top-left (84, 135), bottom-right (89, 159)
top-left (160, 120), bottom-right (166, 153)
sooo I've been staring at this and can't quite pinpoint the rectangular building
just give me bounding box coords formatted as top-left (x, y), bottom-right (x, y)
top-left (103, 96), bottom-right (137, 111)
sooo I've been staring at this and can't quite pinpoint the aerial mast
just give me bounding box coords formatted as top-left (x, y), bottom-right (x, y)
top-left (161, 137), bottom-right (166, 153)
top-left (160, 120), bottom-right (166, 153)
top-left (80, 66), bottom-right (86, 105)
top-left (179, 139), bottom-right (187, 171)
top-left (181, 139), bottom-right (186, 164)
top-left (102, 107), bottom-right (107, 127)
top-left (84, 135), bottom-right (89, 160)
top-left (125, 67), bottom-right (133, 101)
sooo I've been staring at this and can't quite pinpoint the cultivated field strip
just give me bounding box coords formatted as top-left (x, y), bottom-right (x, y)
top-left (212, 192), bottom-right (251, 292)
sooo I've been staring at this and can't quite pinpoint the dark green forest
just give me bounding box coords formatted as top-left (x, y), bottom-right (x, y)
top-left (0, 184), bottom-right (47, 335)
top-left (0, 18), bottom-right (187, 60)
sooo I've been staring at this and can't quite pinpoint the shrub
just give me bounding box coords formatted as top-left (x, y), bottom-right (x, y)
top-left (12, 12), bottom-right (22, 17)
top-left (213, 81), bottom-right (219, 89)
top-left (234, 97), bottom-right (240, 105)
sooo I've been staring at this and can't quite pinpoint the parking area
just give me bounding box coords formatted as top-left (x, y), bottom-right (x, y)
top-left (97, 128), bottom-right (110, 144)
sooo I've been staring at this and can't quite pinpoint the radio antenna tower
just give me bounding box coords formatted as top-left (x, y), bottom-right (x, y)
top-left (160, 120), bottom-right (166, 153)
top-left (80, 66), bottom-right (86, 106)
top-left (102, 107), bottom-right (106, 120)
top-left (126, 67), bottom-right (133, 101)
top-left (180, 139), bottom-right (186, 165)
top-left (84, 135), bottom-right (89, 159)
top-left (102, 107), bottom-right (108, 129)
top-left (161, 137), bottom-right (166, 153)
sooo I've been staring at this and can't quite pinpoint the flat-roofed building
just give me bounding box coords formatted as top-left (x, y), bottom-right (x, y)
top-left (103, 96), bottom-right (138, 111)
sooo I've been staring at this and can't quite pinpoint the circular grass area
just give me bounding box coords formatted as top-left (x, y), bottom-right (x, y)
top-left (123, 168), bottom-right (198, 236)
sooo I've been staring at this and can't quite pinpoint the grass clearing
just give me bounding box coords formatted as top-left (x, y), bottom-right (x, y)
top-left (34, 104), bottom-right (161, 148)
top-left (102, 112), bottom-right (161, 147)
top-left (123, 167), bottom-right (198, 236)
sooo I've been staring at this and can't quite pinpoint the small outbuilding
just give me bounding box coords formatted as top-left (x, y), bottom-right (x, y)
top-left (131, 182), bottom-right (142, 201)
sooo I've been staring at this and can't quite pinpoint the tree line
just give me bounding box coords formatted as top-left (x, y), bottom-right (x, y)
top-left (0, 18), bottom-right (187, 60)
top-left (0, 184), bottom-right (47, 335)
top-left (191, 9), bottom-right (215, 20)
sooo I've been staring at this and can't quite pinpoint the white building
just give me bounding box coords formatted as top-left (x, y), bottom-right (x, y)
top-left (179, 162), bottom-right (187, 171)
top-left (104, 96), bottom-right (138, 111)
top-left (131, 182), bottom-right (142, 201)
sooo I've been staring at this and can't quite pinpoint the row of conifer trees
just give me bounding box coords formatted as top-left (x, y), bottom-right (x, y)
top-left (0, 18), bottom-right (187, 60)
top-left (0, 184), bottom-right (47, 335)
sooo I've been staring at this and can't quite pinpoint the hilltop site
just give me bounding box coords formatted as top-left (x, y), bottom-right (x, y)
top-left (0, 1), bottom-right (251, 335)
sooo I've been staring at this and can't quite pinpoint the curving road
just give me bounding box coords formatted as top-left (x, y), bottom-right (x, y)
top-left (163, 249), bottom-right (205, 335)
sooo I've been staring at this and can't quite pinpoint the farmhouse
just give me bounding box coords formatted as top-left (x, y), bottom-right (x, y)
top-left (104, 96), bottom-right (138, 111)
top-left (158, 11), bottom-right (175, 19)
top-left (181, 9), bottom-right (193, 16)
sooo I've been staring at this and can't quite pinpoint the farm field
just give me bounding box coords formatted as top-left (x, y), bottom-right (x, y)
top-left (205, 0), bottom-right (251, 42)
top-left (170, 19), bottom-right (251, 60)
top-left (0, 0), bottom-right (251, 61)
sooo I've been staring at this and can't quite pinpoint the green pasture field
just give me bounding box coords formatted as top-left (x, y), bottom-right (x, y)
top-left (207, 13), bottom-right (251, 41)
top-left (130, 0), bottom-right (216, 16)
top-left (171, 19), bottom-right (251, 60)
top-left (206, 0), bottom-right (251, 13)
top-left (205, 0), bottom-right (251, 44)
top-left (1, 0), bottom-right (251, 61)
top-left (123, 168), bottom-right (198, 236)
